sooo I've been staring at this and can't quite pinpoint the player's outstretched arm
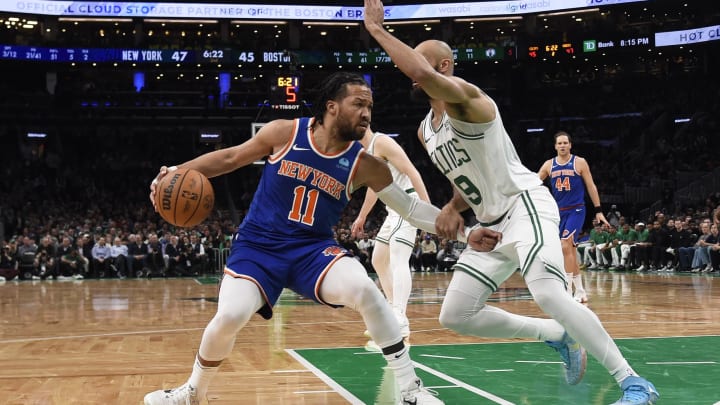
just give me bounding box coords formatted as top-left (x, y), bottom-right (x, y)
top-left (376, 135), bottom-right (430, 203)
top-left (351, 188), bottom-right (378, 239)
top-left (149, 119), bottom-right (294, 206)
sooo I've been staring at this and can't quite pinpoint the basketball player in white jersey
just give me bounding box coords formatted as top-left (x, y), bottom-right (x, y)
top-left (364, 1), bottom-right (658, 404)
top-left (351, 128), bottom-right (431, 350)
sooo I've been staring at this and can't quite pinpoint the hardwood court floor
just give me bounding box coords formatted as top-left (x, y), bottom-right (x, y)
top-left (0, 270), bottom-right (718, 404)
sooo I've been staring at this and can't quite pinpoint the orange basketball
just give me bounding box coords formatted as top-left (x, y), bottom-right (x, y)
top-left (154, 168), bottom-right (214, 228)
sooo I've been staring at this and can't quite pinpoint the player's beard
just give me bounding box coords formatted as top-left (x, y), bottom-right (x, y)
top-left (337, 114), bottom-right (367, 142)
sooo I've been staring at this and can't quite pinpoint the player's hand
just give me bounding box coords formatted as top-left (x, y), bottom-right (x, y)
top-left (149, 165), bottom-right (177, 211)
top-left (467, 228), bottom-right (502, 252)
top-left (596, 212), bottom-right (609, 227)
top-left (436, 203), bottom-right (464, 240)
top-left (351, 217), bottom-right (366, 239)
top-left (363, 0), bottom-right (385, 30)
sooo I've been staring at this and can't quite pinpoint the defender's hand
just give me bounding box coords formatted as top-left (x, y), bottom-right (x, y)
top-left (436, 203), bottom-right (464, 240)
top-left (364, 0), bottom-right (386, 30)
top-left (468, 228), bottom-right (502, 252)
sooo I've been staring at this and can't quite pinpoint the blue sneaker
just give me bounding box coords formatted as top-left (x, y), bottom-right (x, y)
top-left (610, 376), bottom-right (659, 405)
top-left (545, 332), bottom-right (587, 385)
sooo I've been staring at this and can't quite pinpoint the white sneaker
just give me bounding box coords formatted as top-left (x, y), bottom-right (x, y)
top-left (400, 378), bottom-right (443, 404)
top-left (73, 274), bottom-right (84, 280)
top-left (144, 383), bottom-right (199, 405)
top-left (0, 276), bottom-right (6, 283)
top-left (635, 265), bottom-right (645, 272)
top-left (57, 276), bottom-right (74, 281)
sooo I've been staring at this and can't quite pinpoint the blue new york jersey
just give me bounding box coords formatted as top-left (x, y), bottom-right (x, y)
top-left (549, 155), bottom-right (585, 210)
top-left (240, 117), bottom-right (363, 239)
top-left (227, 117), bottom-right (365, 319)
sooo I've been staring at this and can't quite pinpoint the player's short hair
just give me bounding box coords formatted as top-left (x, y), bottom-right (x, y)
top-left (312, 72), bottom-right (370, 124)
top-left (554, 130), bottom-right (572, 143)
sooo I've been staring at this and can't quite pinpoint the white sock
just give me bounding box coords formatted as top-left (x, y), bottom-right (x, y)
top-left (565, 273), bottom-right (573, 293)
top-left (610, 364), bottom-right (638, 385)
top-left (188, 356), bottom-right (219, 398)
top-left (383, 346), bottom-right (417, 390)
top-left (573, 274), bottom-right (585, 294)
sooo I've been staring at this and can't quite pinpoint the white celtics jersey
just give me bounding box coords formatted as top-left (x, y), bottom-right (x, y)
top-left (368, 132), bottom-right (415, 217)
top-left (421, 99), bottom-right (541, 224)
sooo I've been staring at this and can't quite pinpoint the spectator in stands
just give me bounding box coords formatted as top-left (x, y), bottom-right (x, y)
top-left (705, 224), bottom-right (720, 273)
top-left (109, 236), bottom-right (129, 278)
top-left (59, 248), bottom-right (85, 280)
top-left (36, 235), bottom-right (57, 279)
top-left (146, 233), bottom-right (166, 277)
top-left (0, 244), bottom-right (19, 282)
top-left (616, 223), bottom-right (638, 271)
top-left (436, 239), bottom-right (460, 272)
top-left (677, 221), bottom-right (700, 272)
top-left (188, 233), bottom-right (208, 274)
top-left (127, 233), bottom-right (149, 277)
top-left (690, 222), bottom-right (714, 272)
top-left (606, 204), bottom-right (622, 228)
top-left (630, 223), bottom-right (651, 271)
top-left (91, 236), bottom-right (111, 278)
top-left (668, 220), bottom-right (695, 271)
top-left (165, 235), bottom-right (183, 276)
top-left (419, 233), bottom-right (437, 272)
top-left (17, 236), bottom-right (39, 280)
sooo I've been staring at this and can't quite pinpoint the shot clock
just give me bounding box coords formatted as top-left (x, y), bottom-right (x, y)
top-left (270, 75), bottom-right (301, 109)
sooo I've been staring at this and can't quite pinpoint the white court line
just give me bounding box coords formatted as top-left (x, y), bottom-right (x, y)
top-left (419, 354), bottom-right (466, 360)
top-left (646, 361), bottom-right (717, 365)
top-left (294, 390), bottom-right (336, 394)
top-left (486, 369), bottom-right (515, 372)
top-left (515, 360), bottom-right (563, 364)
top-left (412, 361), bottom-right (515, 405)
top-left (272, 369), bottom-right (312, 373)
top-left (285, 349), bottom-right (364, 405)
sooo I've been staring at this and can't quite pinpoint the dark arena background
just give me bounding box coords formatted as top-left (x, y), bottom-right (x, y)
top-left (0, 1), bottom-right (719, 404)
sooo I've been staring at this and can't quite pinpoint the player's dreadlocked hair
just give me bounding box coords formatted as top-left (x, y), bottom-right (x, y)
top-left (312, 72), bottom-right (369, 125)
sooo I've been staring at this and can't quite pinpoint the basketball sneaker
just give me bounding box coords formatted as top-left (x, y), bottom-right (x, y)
top-left (610, 376), bottom-right (659, 405)
top-left (144, 383), bottom-right (199, 405)
top-left (545, 332), bottom-right (587, 385)
top-left (400, 378), bottom-right (443, 404)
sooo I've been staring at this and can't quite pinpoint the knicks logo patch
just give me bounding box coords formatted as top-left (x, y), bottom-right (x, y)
top-left (322, 246), bottom-right (347, 257)
top-left (562, 229), bottom-right (571, 237)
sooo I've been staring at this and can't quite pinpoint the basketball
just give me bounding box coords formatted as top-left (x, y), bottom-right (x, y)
top-left (154, 168), bottom-right (214, 228)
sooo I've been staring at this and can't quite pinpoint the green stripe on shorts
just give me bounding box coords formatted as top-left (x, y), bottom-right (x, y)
top-left (454, 262), bottom-right (498, 292)
top-left (520, 191), bottom-right (543, 276)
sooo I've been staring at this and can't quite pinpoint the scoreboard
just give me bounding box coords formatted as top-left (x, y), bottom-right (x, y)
top-left (0, 45), bottom-right (513, 65)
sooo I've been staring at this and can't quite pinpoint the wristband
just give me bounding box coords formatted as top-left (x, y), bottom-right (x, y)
top-left (594, 206), bottom-right (602, 214)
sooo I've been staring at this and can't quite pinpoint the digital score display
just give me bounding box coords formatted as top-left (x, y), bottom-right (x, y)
top-left (527, 42), bottom-right (576, 59)
top-left (0, 45), bottom-right (514, 65)
top-left (270, 75), bottom-right (301, 111)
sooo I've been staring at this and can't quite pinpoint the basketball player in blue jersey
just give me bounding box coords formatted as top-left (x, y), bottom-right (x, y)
top-left (364, 1), bottom-right (658, 404)
top-left (145, 72), bottom-right (499, 405)
top-left (538, 131), bottom-right (609, 303)
top-left (351, 127), bottom-right (431, 351)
